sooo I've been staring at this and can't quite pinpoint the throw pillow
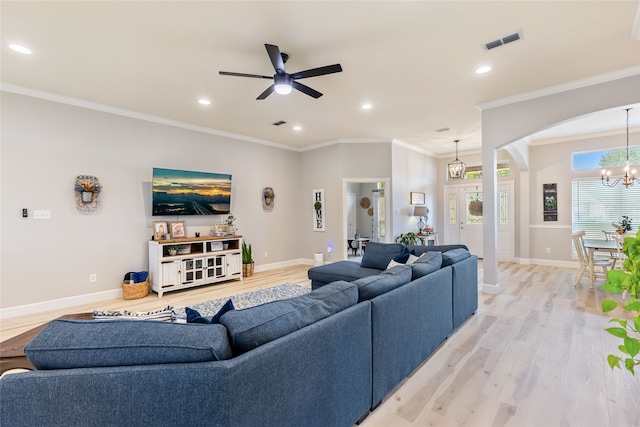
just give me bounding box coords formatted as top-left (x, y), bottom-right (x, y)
top-left (406, 254), bottom-right (420, 265)
top-left (186, 299), bottom-right (234, 324)
top-left (393, 246), bottom-right (411, 263)
top-left (386, 259), bottom-right (403, 269)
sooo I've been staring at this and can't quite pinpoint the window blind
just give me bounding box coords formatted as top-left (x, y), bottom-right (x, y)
top-left (571, 178), bottom-right (640, 240)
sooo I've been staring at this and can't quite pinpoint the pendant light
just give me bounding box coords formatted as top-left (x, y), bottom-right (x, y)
top-left (448, 139), bottom-right (466, 180)
top-left (601, 108), bottom-right (639, 188)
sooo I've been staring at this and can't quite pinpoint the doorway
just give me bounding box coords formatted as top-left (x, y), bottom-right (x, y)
top-left (343, 178), bottom-right (390, 260)
top-left (443, 181), bottom-right (514, 261)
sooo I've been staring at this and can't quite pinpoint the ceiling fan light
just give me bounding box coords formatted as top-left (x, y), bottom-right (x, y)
top-left (274, 74), bottom-right (293, 95)
top-left (274, 83), bottom-right (292, 95)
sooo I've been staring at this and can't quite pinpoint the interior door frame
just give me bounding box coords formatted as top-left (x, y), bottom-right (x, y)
top-left (342, 178), bottom-right (391, 260)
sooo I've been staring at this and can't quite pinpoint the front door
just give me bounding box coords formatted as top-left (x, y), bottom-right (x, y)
top-left (443, 181), bottom-right (514, 261)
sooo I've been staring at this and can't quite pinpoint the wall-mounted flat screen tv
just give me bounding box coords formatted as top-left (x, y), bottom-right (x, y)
top-left (152, 168), bottom-right (232, 216)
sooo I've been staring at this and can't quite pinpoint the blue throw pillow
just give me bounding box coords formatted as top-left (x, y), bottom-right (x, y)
top-left (186, 299), bottom-right (234, 324)
top-left (360, 242), bottom-right (406, 270)
top-left (393, 246), bottom-right (411, 263)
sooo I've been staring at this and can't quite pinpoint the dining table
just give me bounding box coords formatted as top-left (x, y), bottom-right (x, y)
top-left (583, 238), bottom-right (619, 288)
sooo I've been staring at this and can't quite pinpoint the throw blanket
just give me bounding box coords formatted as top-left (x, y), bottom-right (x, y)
top-left (92, 305), bottom-right (177, 322)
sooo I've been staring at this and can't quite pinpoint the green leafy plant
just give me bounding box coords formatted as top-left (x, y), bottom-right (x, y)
top-left (398, 232), bottom-right (418, 245)
top-left (601, 230), bottom-right (640, 375)
top-left (242, 241), bottom-right (253, 265)
top-left (314, 201), bottom-right (322, 211)
top-left (612, 215), bottom-right (633, 232)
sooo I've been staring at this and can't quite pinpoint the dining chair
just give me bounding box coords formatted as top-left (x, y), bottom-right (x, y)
top-left (571, 231), bottom-right (613, 287)
top-left (601, 230), bottom-right (621, 269)
top-left (613, 234), bottom-right (626, 270)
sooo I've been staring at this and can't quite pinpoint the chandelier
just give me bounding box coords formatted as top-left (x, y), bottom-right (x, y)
top-left (601, 108), bottom-right (639, 188)
top-left (448, 139), bottom-right (466, 180)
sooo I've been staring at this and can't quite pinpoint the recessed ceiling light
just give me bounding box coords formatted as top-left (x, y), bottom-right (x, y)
top-left (361, 103), bottom-right (373, 110)
top-left (198, 99), bottom-right (211, 105)
top-left (475, 66), bottom-right (492, 74)
top-left (9, 44), bottom-right (32, 55)
top-left (293, 125), bottom-right (302, 131)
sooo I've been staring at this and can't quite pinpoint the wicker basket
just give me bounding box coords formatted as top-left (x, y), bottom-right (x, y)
top-left (121, 279), bottom-right (149, 300)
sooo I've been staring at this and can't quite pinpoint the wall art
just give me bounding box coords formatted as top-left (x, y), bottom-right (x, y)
top-left (543, 183), bottom-right (558, 222)
top-left (313, 188), bottom-right (325, 231)
top-left (410, 192), bottom-right (425, 205)
top-left (74, 175), bottom-right (101, 212)
top-left (263, 187), bottom-right (275, 211)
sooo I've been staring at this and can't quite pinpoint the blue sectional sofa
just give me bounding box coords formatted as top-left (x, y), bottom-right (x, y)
top-left (308, 242), bottom-right (478, 407)
top-left (0, 243), bottom-right (478, 426)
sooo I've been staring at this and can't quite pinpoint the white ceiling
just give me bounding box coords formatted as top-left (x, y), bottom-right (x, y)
top-left (2, 1), bottom-right (640, 156)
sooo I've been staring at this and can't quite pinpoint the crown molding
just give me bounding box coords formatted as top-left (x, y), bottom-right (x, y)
top-left (476, 67), bottom-right (640, 111)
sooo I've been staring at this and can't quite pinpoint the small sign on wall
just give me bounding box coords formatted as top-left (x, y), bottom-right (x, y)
top-left (543, 183), bottom-right (557, 222)
top-left (313, 189), bottom-right (325, 231)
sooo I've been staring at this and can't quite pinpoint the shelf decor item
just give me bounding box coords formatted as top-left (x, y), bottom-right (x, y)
top-left (73, 175), bottom-right (101, 212)
top-left (170, 221), bottom-right (187, 238)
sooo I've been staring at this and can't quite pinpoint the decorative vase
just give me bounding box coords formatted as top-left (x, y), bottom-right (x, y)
top-left (169, 249), bottom-right (177, 256)
top-left (81, 191), bottom-right (93, 203)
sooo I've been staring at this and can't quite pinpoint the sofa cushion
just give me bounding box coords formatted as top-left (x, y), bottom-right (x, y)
top-left (411, 251), bottom-right (443, 280)
top-left (24, 319), bottom-right (233, 370)
top-left (219, 281), bottom-right (358, 354)
top-left (441, 248), bottom-right (471, 266)
top-left (308, 261), bottom-right (382, 285)
top-left (360, 242), bottom-right (407, 270)
top-left (353, 265), bottom-right (412, 302)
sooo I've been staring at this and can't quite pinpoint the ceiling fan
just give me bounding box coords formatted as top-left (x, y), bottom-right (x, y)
top-left (219, 43), bottom-right (343, 100)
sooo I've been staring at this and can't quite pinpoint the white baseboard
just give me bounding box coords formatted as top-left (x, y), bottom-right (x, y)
top-left (482, 283), bottom-right (502, 294)
top-left (525, 258), bottom-right (578, 269)
top-left (0, 289), bottom-right (122, 320)
top-left (0, 260), bottom-right (316, 320)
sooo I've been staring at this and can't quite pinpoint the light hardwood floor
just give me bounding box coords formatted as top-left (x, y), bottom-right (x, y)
top-left (1, 262), bottom-right (638, 426)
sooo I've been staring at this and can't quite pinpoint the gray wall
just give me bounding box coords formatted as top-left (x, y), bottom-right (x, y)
top-left (1, 92), bottom-right (301, 309)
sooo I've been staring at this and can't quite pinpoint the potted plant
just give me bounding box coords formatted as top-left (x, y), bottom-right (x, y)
top-left (398, 232), bottom-right (418, 245)
top-left (612, 215), bottom-right (633, 234)
top-left (167, 245), bottom-right (181, 256)
top-left (601, 230), bottom-right (640, 375)
top-left (242, 241), bottom-right (254, 277)
top-left (224, 213), bottom-right (237, 235)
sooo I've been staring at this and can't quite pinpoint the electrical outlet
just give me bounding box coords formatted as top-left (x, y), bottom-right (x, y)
top-left (89, 273), bottom-right (97, 283)
top-left (546, 247), bottom-right (551, 254)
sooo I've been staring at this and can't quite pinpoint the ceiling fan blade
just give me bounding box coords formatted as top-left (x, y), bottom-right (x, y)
top-left (257, 85), bottom-right (275, 100)
top-left (291, 64), bottom-right (342, 80)
top-left (219, 71), bottom-right (272, 79)
top-left (292, 81), bottom-right (323, 99)
top-left (265, 44), bottom-right (285, 74)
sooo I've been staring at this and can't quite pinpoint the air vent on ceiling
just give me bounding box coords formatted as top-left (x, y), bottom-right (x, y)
top-left (483, 30), bottom-right (523, 51)
top-left (272, 120), bottom-right (287, 126)
top-left (435, 127), bottom-right (450, 133)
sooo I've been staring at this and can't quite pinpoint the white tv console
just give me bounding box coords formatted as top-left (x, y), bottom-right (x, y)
top-left (148, 235), bottom-right (242, 297)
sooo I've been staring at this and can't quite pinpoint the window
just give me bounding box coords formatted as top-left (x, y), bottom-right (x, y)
top-left (572, 146), bottom-right (640, 171)
top-left (449, 161), bottom-right (510, 180)
top-left (571, 178), bottom-right (640, 240)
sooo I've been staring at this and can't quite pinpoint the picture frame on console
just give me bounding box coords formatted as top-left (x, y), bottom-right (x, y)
top-left (152, 221), bottom-right (169, 240)
top-left (170, 221), bottom-right (187, 238)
